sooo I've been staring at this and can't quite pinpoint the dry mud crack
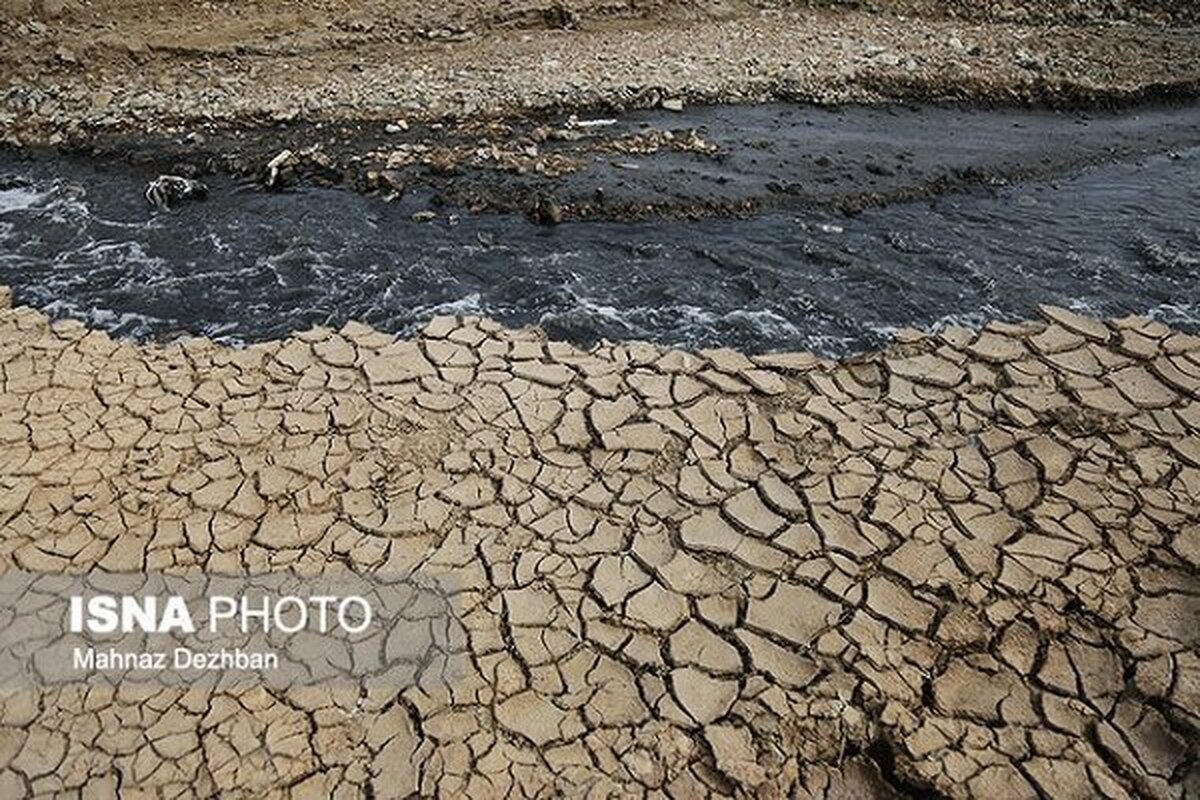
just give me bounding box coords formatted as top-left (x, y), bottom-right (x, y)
top-left (0, 287), bottom-right (1197, 798)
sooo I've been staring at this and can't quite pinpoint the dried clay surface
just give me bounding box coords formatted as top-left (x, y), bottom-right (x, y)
top-left (0, 286), bottom-right (1197, 798)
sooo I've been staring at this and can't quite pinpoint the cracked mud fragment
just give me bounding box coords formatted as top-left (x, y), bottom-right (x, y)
top-left (0, 291), bottom-right (1198, 798)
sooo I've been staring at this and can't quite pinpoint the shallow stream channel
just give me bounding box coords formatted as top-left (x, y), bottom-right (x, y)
top-left (1, 102), bottom-right (1198, 355)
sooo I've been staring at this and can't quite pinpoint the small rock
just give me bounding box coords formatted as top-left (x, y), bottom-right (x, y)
top-left (531, 194), bottom-right (563, 226)
top-left (378, 169), bottom-right (404, 193)
top-left (662, 98), bottom-right (685, 112)
top-left (543, 4), bottom-right (579, 29)
top-left (39, 0), bottom-right (77, 18)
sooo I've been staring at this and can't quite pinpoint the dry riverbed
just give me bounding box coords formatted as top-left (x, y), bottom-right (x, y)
top-left (0, 286), bottom-right (1197, 797)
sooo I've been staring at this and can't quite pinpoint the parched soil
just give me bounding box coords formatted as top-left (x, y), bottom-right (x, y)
top-left (2, 0), bottom-right (1199, 151)
top-left (0, 284), bottom-right (1196, 798)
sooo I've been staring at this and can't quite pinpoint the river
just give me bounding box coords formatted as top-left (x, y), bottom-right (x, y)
top-left (1, 103), bottom-right (1197, 355)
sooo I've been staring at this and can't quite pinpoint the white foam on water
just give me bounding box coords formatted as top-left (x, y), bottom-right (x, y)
top-left (720, 308), bottom-right (805, 339)
top-left (40, 299), bottom-right (162, 340)
top-left (1143, 302), bottom-right (1200, 327)
top-left (412, 293), bottom-right (485, 317)
top-left (0, 185), bottom-right (52, 214)
top-left (517, 250), bottom-right (587, 268)
top-left (538, 296), bottom-right (839, 353)
top-left (544, 295), bottom-right (642, 329)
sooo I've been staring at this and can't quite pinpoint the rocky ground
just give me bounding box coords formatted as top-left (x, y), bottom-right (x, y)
top-left (2, 0), bottom-right (1199, 207)
top-left (0, 285), bottom-right (1196, 798)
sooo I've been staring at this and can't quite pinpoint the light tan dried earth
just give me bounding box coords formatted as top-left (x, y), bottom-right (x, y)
top-left (0, 285), bottom-right (1197, 798)
top-left (1, 0), bottom-right (1199, 146)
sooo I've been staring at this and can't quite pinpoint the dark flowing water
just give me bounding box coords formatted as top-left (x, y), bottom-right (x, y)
top-left (1, 108), bottom-right (1198, 355)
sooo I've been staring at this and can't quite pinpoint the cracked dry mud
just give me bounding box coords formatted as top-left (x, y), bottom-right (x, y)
top-left (0, 287), bottom-right (1197, 799)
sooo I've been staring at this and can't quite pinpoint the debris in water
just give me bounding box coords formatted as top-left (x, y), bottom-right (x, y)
top-left (144, 175), bottom-right (208, 210)
top-left (567, 115), bottom-right (617, 129)
top-left (265, 149), bottom-right (295, 188)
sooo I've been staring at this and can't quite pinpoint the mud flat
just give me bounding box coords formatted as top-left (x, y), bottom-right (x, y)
top-left (0, 286), bottom-right (1196, 797)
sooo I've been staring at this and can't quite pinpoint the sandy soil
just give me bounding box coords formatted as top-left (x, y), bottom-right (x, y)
top-left (2, 0), bottom-right (1198, 149)
top-left (0, 284), bottom-right (1197, 797)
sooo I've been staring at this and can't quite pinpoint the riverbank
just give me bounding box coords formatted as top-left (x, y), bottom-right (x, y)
top-left (10, 99), bottom-right (1194, 224)
top-left (3, 1), bottom-right (1199, 153)
top-left (0, 287), bottom-right (1196, 797)
top-left (4, 2), bottom-right (1198, 225)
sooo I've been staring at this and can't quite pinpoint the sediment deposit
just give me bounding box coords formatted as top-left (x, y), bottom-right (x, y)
top-left (0, 287), bottom-right (1196, 797)
top-left (3, 0), bottom-right (1199, 151)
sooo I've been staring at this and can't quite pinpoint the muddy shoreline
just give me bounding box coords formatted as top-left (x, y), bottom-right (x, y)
top-left (7, 97), bottom-right (1200, 223)
top-left (4, 2), bottom-right (1199, 153)
top-left (5, 0), bottom-right (1199, 221)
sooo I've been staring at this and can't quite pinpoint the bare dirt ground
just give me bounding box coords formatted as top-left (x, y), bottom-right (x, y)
top-left (0, 286), bottom-right (1197, 797)
top-left (1, 0), bottom-right (1198, 149)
